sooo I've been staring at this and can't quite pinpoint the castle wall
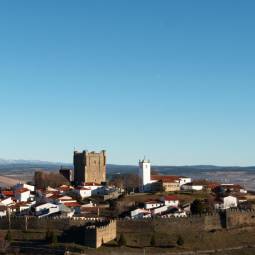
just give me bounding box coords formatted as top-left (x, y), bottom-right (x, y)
top-left (83, 220), bottom-right (117, 248)
top-left (96, 220), bottom-right (117, 248)
top-left (226, 209), bottom-right (255, 229)
top-left (1, 210), bottom-right (255, 244)
top-left (0, 217), bottom-right (92, 230)
top-left (84, 226), bottom-right (97, 248)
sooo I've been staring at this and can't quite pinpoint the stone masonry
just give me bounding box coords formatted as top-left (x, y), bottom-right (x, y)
top-left (84, 220), bottom-right (117, 248)
top-left (73, 150), bottom-right (106, 185)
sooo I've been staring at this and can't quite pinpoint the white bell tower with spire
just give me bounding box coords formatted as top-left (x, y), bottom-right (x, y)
top-left (139, 158), bottom-right (151, 192)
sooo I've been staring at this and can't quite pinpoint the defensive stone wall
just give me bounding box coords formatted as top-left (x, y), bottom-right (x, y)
top-left (226, 209), bottom-right (255, 229)
top-left (0, 216), bottom-right (93, 230)
top-left (117, 212), bottom-right (224, 235)
top-left (84, 220), bottom-right (117, 248)
top-left (0, 209), bottom-right (254, 233)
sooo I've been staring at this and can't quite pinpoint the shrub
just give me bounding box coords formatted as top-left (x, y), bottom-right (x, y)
top-left (150, 234), bottom-right (156, 247)
top-left (177, 235), bottom-right (184, 246)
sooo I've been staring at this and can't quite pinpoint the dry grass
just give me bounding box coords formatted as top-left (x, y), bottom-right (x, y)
top-left (0, 175), bottom-right (21, 187)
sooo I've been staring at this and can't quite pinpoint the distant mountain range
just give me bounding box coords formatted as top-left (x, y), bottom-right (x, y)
top-left (0, 159), bottom-right (255, 175)
top-left (0, 159), bottom-right (64, 165)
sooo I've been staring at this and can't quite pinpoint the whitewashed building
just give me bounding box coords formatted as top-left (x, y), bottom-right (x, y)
top-left (0, 206), bottom-right (7, 217)
top-left (138, 159), bottom-right (192, 193)
top-left (14, 183), bottom-right (35, 192)
top-left (181, 183), bottom-right (203, 191)
top-left (74, 187), bottom-right (92, 199)
top-left (161, 195), bottom-right (179, 207)
top-left (15, 188), bottom-right (30, 202)
top-left (35, 203), bottom-right (60, 217)
top-left (151, 205), bottom-right (168, 215)
top-left (83, 183), bottom-right (104, 196)
top-left (179, 177), bottom-right (192, 187)
top-left (131, 208), bottom-right (151, 219)
top-left (144, 201), bottom-right (163, 210)
top-left (214, 196), bottom-right (238, 210)
top-left (0, 197), bottom-right (14, 206)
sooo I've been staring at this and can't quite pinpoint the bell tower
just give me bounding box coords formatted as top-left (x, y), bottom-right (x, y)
top-left (139, 159), bottom-right (151, 192)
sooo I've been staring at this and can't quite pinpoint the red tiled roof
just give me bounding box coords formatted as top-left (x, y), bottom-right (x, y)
top-left (207, 183), bottom-right (220, 189)
top-left (15, 201), bottom-right (30, 206)
top-left (59, 198), bottom-right (76, 202)
top-left (84, 182), bottom-right (101, 186)
top-left (145, 200), bottom-right (161, 204)
top-left (151, 175), bottom-right (180, 183)
top-left (15, 188), bottom-right (29, 194)
top-left (221, 184), bottom-right (244, 190)
top-left (58, 185), bottom-right (73, 191)
top-left (64, 202), bottom-right (81, 207)
top-left (1, 191), bottom-right (14, 197)
top-left (80, 207), bottom-right (99, 212)
top-left (46, 192), bottom-right (62, 199)
top-left (164, 195), bottom-right (178, 201)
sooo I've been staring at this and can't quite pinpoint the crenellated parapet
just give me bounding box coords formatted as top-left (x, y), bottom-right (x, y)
top-left (0, 209), bottom-right (255, 232)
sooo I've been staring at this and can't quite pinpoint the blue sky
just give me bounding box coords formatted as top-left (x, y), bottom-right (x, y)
top-left (0, 1), bottom-right (255, 165)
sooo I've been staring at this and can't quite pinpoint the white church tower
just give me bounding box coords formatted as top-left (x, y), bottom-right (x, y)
top-left (139, 159), bottom-right (151, 192)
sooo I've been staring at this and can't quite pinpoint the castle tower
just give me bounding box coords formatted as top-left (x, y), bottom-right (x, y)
top-left (73, 150), bottom-right (106, 185)
top-left (139, 159), bottom-right (151, 192)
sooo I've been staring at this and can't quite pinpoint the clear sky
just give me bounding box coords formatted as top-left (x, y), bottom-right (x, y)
top-left (0, 1), bottom-right (255, 166)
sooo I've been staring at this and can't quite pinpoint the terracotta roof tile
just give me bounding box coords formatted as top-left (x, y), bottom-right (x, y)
top-left (151, 175), bottom-right (180, 183)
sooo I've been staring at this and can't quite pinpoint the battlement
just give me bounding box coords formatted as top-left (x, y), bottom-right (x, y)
top-left (73, 149), bottom-right (106, 185)
top-left (84, 220), bottom-right (117, 248)
top-left (0, 209), bottom-right (254, 234)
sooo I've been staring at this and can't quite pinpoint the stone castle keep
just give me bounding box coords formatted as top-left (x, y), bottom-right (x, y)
top-left (73, 150), bottom-right (106, 185)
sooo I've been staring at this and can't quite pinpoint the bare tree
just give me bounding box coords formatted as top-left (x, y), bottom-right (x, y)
top-left (34, 171), bottom-right (69, 189)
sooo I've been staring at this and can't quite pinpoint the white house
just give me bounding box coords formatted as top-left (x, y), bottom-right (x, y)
top-left (0, 206), bottom-right (7, 217)
top-left (221, 184), bottom-right (247, 194)
top-left (55, 195), bottom-right (77, 204)
top-left (16, 201), bottom-right (36, 215)
top-left (214, 196), bottom-right (238, 210)
top-left (35, 203), bottom-right (60, 217)
top-left (161, 195), bottom-right (179, 207)
top-left (58, 204), bottom-right (75, 218)
top-left (151, 205), bottom-right (168, 215)
top-left (179, 177), bottom-right (192, 187)
top-left (144, 201), bottom-right (163, 210)
top-left (15, 188), bottom-right (30, 202)
top-left (131, 208), bottom-right (151, 219)
top-left (74, 187), bottom-right (92, 199)
top-left (0, 197), bottom-right (14, 206)
top-left (14, 183), bottom-right (35, 192)
top-left (83, 183), bottom-right (104, 196)
top-left (181, 183), bottom-right (204, 191)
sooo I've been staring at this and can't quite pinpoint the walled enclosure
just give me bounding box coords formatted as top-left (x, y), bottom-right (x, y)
top-left (0, 209), bottom-right (255, 247)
